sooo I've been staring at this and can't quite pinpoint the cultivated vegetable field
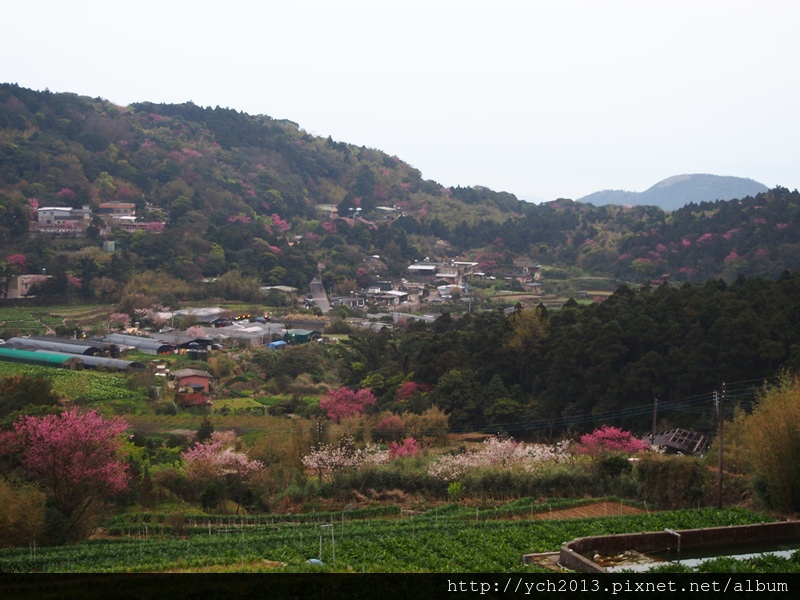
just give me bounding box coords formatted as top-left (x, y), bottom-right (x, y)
top-left (0, 362), bottom-right (143, 407)
top-left (0, 507), bottom-right (776, 573)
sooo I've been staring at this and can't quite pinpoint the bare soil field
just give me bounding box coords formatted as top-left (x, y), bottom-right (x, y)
top-left (530, 501), bottom-right (644, 520)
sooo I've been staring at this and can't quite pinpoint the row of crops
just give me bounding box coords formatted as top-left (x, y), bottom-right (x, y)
top-left (101, 497), bottom-right (643, 536)
top-left (0, 507), bottom-right (781, 573)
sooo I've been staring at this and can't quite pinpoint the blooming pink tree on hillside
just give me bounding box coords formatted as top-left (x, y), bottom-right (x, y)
top-left (270, 214), bottom-right (290, 233)
top-left (185, 325), bottom-right (208, 338)
top-left (1, 409), bottom-right (129, 535)
top-left (395, 381), bottom-right (430, 402)
top-left (575, 425), bottom-right (649, 457)
top-left (182, 431), bottom-right (263, 489)
top-left (5, 254), bottom-right (26, 271)
top-left (181, 431), bottom-right (264, 510)
top-left (108, 312), bottom-right (131, 330)
top-left (320, 387), bottom-right (377, 422)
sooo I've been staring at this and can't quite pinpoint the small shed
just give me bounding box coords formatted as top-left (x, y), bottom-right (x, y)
top-left (172, 368), bottom-right (213, 393)
top-left (285, 329), bottom-right (320, 345)
top-left (649, 428), bottom-right (709, 454)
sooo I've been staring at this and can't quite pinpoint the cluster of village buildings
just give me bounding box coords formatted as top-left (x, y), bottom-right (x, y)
top-left (33, 201), bottom-right (151, 233)
top-left (329, 258), bottom-right (542, 309)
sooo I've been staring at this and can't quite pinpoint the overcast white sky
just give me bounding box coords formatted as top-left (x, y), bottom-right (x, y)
top-left (3, 0), bottom-right (798, 201)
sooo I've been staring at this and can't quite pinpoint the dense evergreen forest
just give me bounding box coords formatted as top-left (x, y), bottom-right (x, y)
top-left (332, 273), bottom-right (800, 438)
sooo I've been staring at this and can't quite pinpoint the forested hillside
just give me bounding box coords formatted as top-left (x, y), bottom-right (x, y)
top-left (336, 272), bottom-right (800, 437)
top-left (1, 83), bottom-right (799, 302)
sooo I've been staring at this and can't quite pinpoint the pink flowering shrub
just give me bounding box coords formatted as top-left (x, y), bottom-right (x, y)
top-left (389, 437), bottom-right (421, 459)
top-left (574, 425), bottom-right (649, 457)
top-left (320, 387), bottom-right (377, 422)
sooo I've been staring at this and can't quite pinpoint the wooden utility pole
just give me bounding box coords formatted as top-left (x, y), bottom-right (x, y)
top-left (650, 397), bottom-right (658, 444)
top-left (717, 383), bottom-right (726, 509)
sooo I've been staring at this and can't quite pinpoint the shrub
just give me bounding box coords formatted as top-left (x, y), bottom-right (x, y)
top-left (448, 481), bottom-right (464, 501)
top-left (636, 454), bottom-right (712, 509)
top-left (733, 375), bottom-right (800, 513)
top-left (0, 476), bottom-right (46, 547)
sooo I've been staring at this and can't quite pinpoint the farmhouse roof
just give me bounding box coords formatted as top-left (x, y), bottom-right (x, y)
top-left (172, 368), bottom-right (212, 379)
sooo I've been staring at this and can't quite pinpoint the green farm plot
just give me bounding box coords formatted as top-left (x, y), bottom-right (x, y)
top-left (0, 362), bottom-right (146, 410)
top-left (0, 507), bottom-right (774, 573)
top-left (0, 304), bottom-right (116, 335)
top-left (213, 397), bottom-right (266, 413)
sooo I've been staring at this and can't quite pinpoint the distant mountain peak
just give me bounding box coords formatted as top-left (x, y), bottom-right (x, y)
top-left (654, 174), bottom-right (693, 188)
top-left (579, 174), bottom-right (768, 211)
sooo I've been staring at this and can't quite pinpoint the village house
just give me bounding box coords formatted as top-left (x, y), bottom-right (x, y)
top-left (172, 368), bottom-right (213, 393)
top-left (4, 274), bottom-right (52, 299)
top-left (36, 206), bottom-right (92, 228)
top-left (97, 202), bottom-right (137, 229)
top-left (406, 260), bottom-right (479, 286)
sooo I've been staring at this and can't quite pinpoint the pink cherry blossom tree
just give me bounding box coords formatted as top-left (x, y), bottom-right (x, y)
top-left (5, 254), bottom-right (26, 271)
top-left (181, 431), bottom-right (264, 510)
top-left (575, 425), bottom-right (649, 457)
top-left (270, 214), bottom-right (290, 233)
top-left (2, 409), bottom-right (130, 536)
top-left (319, 387), bottom-right (377, 422)
top-left (108, 312), bottom-right (131, 330)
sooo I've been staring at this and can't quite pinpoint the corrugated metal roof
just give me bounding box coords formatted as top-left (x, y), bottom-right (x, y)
top-left (6, 337), bottom-right (101, 356)
top-left (173, 368), bottom-right (212, 379)
top-left (0, 347), bottom-right (82, 367)
top-left (32, 350), bottom-right (145, 372)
